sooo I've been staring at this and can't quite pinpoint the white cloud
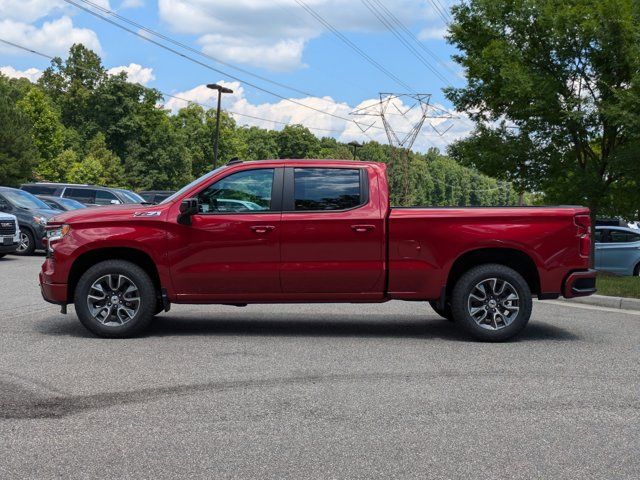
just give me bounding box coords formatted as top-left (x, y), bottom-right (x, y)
top-left (0, 16), bottom-right (103, 57)
top-left (418, 26), bottom-right (448, 41)
top-left (0, 65), bottom-right (43, 82)
top-left (107, 63), bottom-right (155, 85)
top-left (157, 0), bottom-right (445, 71)
top-left (121, 0), bottom-right (144, 7)
top-left (163, 82), bottom-right (474, 152)
top-left (0, 0), bottom-right (111, 23)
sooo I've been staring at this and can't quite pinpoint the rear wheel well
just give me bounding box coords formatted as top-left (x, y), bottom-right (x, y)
top-left (67, 248), bottom-right (161, 303)
top-left (446, 248), bottom-right (540, 299)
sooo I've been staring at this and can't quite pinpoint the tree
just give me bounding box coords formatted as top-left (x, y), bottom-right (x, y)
top-left (445, 0), bottom-right (640, 220)
top-left (17, 87), bottom-right (66, 180)
top-left (0, 75), bottom-right (39, 186)
top-left (238, 126), bottom-right (279, 161)
top-left (277, 125), bottom-right (321, 159)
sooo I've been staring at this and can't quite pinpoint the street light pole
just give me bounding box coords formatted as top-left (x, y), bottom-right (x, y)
top-left (206, 83), bottom-right (234, 169)
top-left (348, 141), bottom-right (363, 160)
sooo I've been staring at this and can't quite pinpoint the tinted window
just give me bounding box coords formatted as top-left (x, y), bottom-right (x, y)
top-left (64, 188), bottom-right (96, 204)
top-left (59, 198), bottom-right (87, 209)
top-left (293, 168), bottom-right (362, 211)
top-left (197, 169), bottom-right (274, 213)
top-left (95, 190), bottom-right (119, 205)
top-left (609, 230), bottom-right (640, 243)
top-left (22, 185), bottom-right (58, 195)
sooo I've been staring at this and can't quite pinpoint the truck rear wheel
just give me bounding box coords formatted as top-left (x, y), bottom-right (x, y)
top-left (451, 264), bottom-right (532, 341)
top-left (74, 260), bottom-right (157, 338)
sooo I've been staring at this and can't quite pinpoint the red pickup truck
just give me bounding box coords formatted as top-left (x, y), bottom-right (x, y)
top-left (40, 159), bottom-right (596, 341)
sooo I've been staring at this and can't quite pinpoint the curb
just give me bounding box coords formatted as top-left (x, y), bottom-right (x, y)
top-left (558, 294), bottom-right (640, 311)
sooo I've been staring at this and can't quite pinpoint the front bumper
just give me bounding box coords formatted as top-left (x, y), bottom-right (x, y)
top-left (563, 269), bottom-right (597, 298)
top-left (0, 242), bottom-right (18, 254)
top-left (39, 264), bottom-right (68, 305)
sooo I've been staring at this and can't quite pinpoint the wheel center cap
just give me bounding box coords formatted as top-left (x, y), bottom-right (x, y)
top-left (488, 299), bottom-right (497, 308)
top-left (111, 295), bottom-right (120, 304)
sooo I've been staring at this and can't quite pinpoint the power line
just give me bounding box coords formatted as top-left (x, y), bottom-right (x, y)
top-left (368, 0), bottom-right (458, 79)
top-left (70, 0), bottom-right (317, 99)
top-left (60, 0), bottom-right (379, 132)
top-left (293, 0), bottom-right (416, 93)
top-left (360, 0), bottom-right (451, 85)
top-left (0, 37), bottom-right (375, 139)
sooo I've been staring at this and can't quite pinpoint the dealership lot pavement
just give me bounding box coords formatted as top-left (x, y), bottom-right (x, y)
top-left (1, 255), bottom-right (638, 479)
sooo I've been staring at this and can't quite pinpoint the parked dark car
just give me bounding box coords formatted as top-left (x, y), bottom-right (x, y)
top-left (21, 183), bottom-right (146, 206)
top-left (0, 187), bottom-right (61, 255)
top-left (37, 195), bottom-right (87, 211)
top-left (139, 190), bottom-right (175, 204)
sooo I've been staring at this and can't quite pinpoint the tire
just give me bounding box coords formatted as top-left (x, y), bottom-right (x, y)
top-left (74, 260), bottom-right (157, 338)
top-left (15, 229), bottom-right (35, 256)
top-left (634, 263), bottom-right (640, 276)
top-left (451, 264), bottom-right (532, 342)
top-left (429, 300), bottom-right (454, 321)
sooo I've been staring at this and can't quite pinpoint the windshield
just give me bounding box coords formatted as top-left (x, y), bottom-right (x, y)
top-left (160, 167), bottom-right (225, 205)
top-left (117, 189), bottom-right (146, 204)
top-left (3, 189), bottom-right (51, 210)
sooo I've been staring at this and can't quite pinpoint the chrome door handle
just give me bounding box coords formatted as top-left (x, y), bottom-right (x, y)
top-left (351, 224), bottom-right (375, 233)
top-left (250, 225), bottom-right (276, 234)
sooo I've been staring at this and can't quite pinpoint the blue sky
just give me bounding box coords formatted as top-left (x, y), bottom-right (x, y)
top-left (0, 0), bottom-right (472, 151)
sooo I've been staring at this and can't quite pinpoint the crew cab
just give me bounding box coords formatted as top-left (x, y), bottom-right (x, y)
top-left (39, 160), bottom-right (596, 341)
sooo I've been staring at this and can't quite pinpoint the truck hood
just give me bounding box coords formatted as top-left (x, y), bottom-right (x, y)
top-left (50, 204), bottom-right (168, 224)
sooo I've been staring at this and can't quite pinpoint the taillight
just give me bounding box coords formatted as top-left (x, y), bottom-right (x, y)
top-left (574, 214), bottom-right (591, 257)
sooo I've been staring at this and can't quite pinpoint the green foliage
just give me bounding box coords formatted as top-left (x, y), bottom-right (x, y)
top-left (446, 0), bottom-right (640, 218)
top-left (277, 125), bottom-right (321, 159)
top-left (0, 75), bottom-right (39, 186)
top-left (4, 44), bottom-right (514, 204)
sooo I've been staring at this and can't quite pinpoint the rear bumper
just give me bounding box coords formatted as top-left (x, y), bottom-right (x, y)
top-left (39, 270), bottom-right (68, 305)
top-left (563, 269), bottom-right (597, 298)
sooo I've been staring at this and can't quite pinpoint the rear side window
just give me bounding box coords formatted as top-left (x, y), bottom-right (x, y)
top-left (609, 230), bottom-right (640, 243)
top-left (95, 190), bottom-right (119, 205)
top-left (293, 168), bottom-right (363, 211)
top-left (22, 185), bottom-right (58, 195)
top-left (64, 188), bottom-right (96, 204)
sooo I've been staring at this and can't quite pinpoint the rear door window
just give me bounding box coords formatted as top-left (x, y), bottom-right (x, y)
top-left (609, 230), bottom-right (640, 243)
top-left (22, 185), bottom-right (58, 195)
top-left (292, 168), bottom-right (364, 211)
top-left (63, 188), bottom-right (96, 204)
top-left (95, 190), bottom-right (120, 205)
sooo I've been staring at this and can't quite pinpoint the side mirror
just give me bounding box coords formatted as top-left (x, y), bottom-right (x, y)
top-left (177, 198), bottom-right (199, 225)
top-left (110, 199), bottom-right (122, 205)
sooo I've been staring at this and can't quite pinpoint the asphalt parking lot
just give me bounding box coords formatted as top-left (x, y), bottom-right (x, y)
top-left (0, 255), bottom-right (638, 479)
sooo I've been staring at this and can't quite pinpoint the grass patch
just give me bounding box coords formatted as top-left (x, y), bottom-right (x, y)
top-left (596, 272), bottom-right (640, 298)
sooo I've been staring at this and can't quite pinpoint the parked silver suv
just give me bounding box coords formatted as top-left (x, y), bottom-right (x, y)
top-left (20, 183), bottom-right (146, 206)
top-left (0, 212), bottom-right (21, 258)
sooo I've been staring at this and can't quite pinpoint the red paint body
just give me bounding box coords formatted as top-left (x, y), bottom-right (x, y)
top-left (40, 160), bottom-right (595, 306)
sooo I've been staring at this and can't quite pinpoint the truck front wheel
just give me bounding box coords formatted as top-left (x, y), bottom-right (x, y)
top-left (451, 264), bottom-right (532, 341)
top-left (74, 260), bottom-right (157, 338)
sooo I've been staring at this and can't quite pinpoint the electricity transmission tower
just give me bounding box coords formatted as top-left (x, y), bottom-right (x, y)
top-left (350, 93), bottom-right (456, 204)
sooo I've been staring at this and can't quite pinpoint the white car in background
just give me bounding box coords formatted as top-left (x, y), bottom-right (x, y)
top-left (0, 212), bottom-right (20, 258)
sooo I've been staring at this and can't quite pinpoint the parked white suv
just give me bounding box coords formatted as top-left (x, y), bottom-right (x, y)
top-left (0, 212), bottom-right (20, 258)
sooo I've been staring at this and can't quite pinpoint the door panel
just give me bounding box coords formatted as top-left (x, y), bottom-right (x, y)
top-left (168, 167), bottom-right (283, 298)
top-left (169, 212), bottom-right (281, 295)
top-left (280, 167), bottom-right (385, 294)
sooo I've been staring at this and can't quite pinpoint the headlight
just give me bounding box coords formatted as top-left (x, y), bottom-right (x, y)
top-left (33, 216), bottom-right (48, 226)
top-left (46, 224), bottom-right (71, 252)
